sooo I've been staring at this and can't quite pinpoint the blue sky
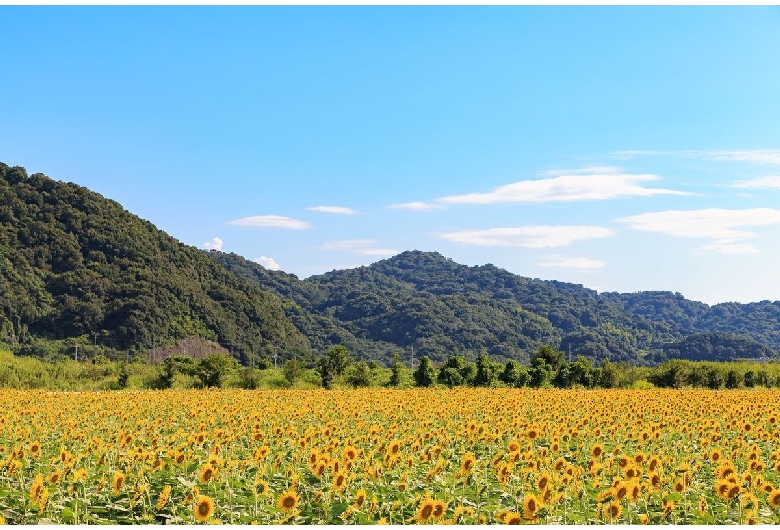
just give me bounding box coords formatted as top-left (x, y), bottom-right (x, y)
top-left (3, 6), bottom-right (780, 305)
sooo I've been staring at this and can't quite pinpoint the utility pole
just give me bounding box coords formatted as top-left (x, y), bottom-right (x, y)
top-left (74, 344), bottom-right (78, 362)
top-left (568, 343), bottom-right (572, 363)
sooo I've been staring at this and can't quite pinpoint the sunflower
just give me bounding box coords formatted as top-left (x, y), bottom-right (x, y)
top-left (460, 452), bottom-right (476, 475)
top-left (526, 427), bottom-right (539, 440)
top-left (343, 446), bottom-right (358, 462)
top-left (768, 488), bottom-right (780, 509)
top-left (590, 444), bottom-right (604, 458)
top-left (29, 441), bottom-right (41, 459)
top-left (603, 500), bottom-right (622, 520)
top-left (716, 462), bottom-right (737, 480)
top-left (156, 485), bottom-right (171, 511)
top-left (307, 450), bottom-right (319, 468)
top-left (38, 488), bottom-right (50, 514)
top-left (48, 470), bottom-right (62, 485)
top-left (256, 478), bottom-right (270, 496)
top-left (629, 481), bottom-right (641, 503)
top-left (415, 497), bottom-right (435, 523)
top-left (277, 489), bottom-right (299, 512)
top-left (727, 483), bottom-right (741, 500)
top-left (638, 514), bottom-right (649, 524)
top-left (199, 463), bottom-right (215, 483)
top-left (72, 469), bottom-right (88, 483)
top-left (432, 500), bottom-right (447, 520)
top-left (332, 471), bottom-right (348, 491)
top-left (536, 471), bottom-right (552, 491)
top-left (506, 511), bottom-right (522, 525)
top-left (522, 493), bottom-right (539, 520)
top-left (507, 440), bottom-right (521, 453)
top-left (29, 473), bottom-right (45, 506)
top-left (647, 455), bottom-right (661, 472)
top-left (354, 489), bottom-right (367, 508)
top-left (194, 495), bottom-right (215, 522)
top-left (112, 470), bottom-right (125, 495)
top-left (613, 481), bottom-right (628, 501)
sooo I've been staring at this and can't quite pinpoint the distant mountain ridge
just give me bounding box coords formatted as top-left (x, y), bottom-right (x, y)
top-left (210, 250), bottom-right (780, 365)
top-left (2, 161), bottom-right (778, 367)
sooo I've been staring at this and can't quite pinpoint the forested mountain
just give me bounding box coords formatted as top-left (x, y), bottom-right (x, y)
top-left (2, 161), bottom-right (778, 368)
top-left (0, 163), bottom-right (307, 364)
top-left (211, 250), bottom-right (779, 365)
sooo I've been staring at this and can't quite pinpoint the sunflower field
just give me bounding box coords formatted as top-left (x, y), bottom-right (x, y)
top-left (1, 387), bottom-right (780, 524)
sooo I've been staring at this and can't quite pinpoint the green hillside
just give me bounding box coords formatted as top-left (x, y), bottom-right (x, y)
top-left (0, 163), bottom-right (307, 364)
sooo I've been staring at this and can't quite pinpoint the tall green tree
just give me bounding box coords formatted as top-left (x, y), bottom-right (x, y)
top-left (473, 353), bottom-right (498, 387)
top-left (437, 355), bottom-right (476, 387)
top-left (413, 356), bottom-right (437, 387)
top-left (499, 360), bottom-right (529, 388)
top-left (197, 354), bottom-right (238, 388)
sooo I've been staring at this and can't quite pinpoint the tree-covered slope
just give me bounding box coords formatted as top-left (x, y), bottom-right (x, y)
top-left (303, 251), bottom-right (690, 363)
top-left (659, 332), bottom-right (774, 363)
top-left (0, 163), bottom-right (307, 364)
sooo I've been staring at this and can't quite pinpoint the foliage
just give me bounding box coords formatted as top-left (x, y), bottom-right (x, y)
top-left (436, 355), bottom-right (476, 388)
top-left (317, 345), bottom-right (353, 389)
top-left (473, 353), bottom-right (499, 387)
top-left (413, 356), bottom-right (437, 387)
top-left (0, 163), bottom-right (307, 367)
top-left (282, 358), bottom-right (301, 386)
top-left (196, 354), bottom-right (239, 388)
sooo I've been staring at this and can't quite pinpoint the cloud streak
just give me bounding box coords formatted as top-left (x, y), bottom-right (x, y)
top-left (437, 172), bottom-right (690, 205)
top-left (731, 176), bottom-right (780, 189)
top-left (387, 201), bottom-right (444, 211)
top-left (617, 208), bottom-right (780, 254)
top-left (613, 149), bottom-right (780, 165)
top-left (306, 206), bottom-right (360, 215)
top-left (435, 225), bottom-right (615, 248)
top-left (228, 215), bottom-right (311, 230)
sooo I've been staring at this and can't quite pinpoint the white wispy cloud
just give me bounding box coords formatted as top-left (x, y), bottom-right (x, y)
top-left (387, 201), bottom-right (444, 211)
top-left (731, 176), bottom-right (780, 189)
top-left (435, 226), bottom-right (615, 248)
top-left (253, 256), bottom-right (280, 270)
top-left (227, 215), bottom-right (311, 230)
top-left (320, 239), bottom-right (377, 250)
top-left (707, 150), bottom-right (780, 165)
top-left (306, 206), bottom-right (360, 215)
top-left (436, 171), bottom-right (690, 205)
top-left (617, 208), bottom-right (780, 254)
top-left (697, 240), bottom-right (760, 255)
top-left (203, 237), bottom-right (223, 251)
top-left (535, 256), bottom-right (607, 269)
top-left (612, 149), bottom-right (780, 165)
